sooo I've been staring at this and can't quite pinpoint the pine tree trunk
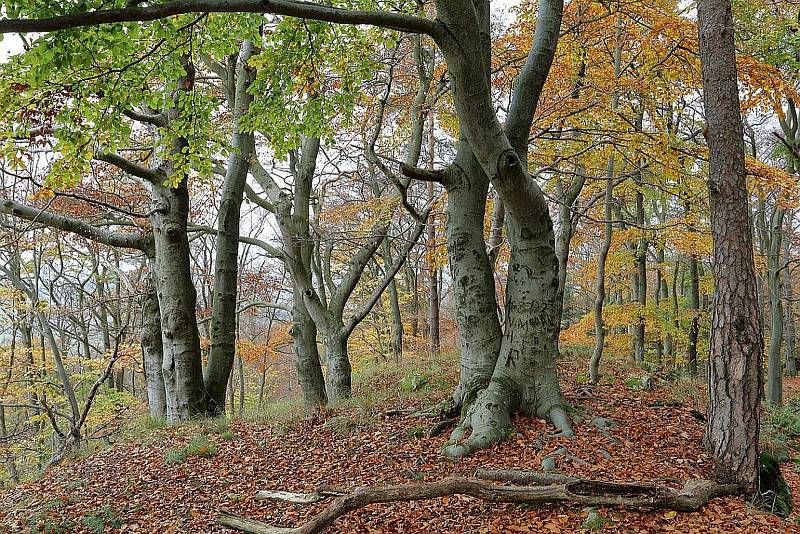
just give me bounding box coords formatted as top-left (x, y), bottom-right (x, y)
top-left (697, 0), bottom-right (763, 495)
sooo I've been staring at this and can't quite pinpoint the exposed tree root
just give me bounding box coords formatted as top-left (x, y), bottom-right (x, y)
top-left (442, 385), bottom-right (574, 460)
top-left (217, 475), bottom-right (738, 534)
top-left (427, 417), bottom-right (457, 438)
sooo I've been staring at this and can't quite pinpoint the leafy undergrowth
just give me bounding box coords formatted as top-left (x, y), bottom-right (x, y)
top-left (2, 355), bottom-right (799, 533)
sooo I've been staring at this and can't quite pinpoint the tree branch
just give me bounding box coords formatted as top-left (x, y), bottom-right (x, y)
top-left (188, 223), bottom-right (282, 258)
top-left (328, 225), bottom-right (389, 319)
top-left (1, 199), bottom-right (152, 252)
top-left (0, 0), bottom-right (441, 37)
top-left (345, 212), bottom-right (428, 335)
top-left (122, 109), bottom-right (168, 127)
top-left (504, 0), bottom-right (564, 156)
top-left (218, 476), bottom-right (738, 534)
top-left (95, 152), bottom-right (163, 183)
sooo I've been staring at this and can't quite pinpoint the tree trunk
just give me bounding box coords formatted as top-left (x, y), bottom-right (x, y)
top-left (589, 18), bottom-right (620, 384)
top-left (785, 232), bottom-right (797, 377)
top-left (697, 0), bottom-right (763, 496)
top-left (383, 244), bottom-right (404, 363)
top-left (427, 185), bottom-right (440, 356)
top-left (687, 253), bottom-right (700, 377)
top-left (766, 207), bottom-right (785, 404)
top-left (151, 175), bottom-right (206, 422)
top-left (292, 286), bottom-right (327, 407)
top-left (589, 163), bottom-right (614, 384)
top-left (0, 405), bottom-right (20, 484)
top-left (325, 332), bottom-right (351, 403)
top-left (433, 0), bottom-right (570, 456)
top-left (633, 178), bottom-right (647, 363)
top-left (407, 264), bottom-right (419, 343)
top-left (654, 252), bottom-right (664, 364)
top-left (445, 151), bottom-right (502, 408)
top-left (205, 42), bottom-right (256, 414)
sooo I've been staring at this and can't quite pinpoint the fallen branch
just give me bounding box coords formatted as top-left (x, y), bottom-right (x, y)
top-left (217, 476), bottom-right (738, 534)
top-left (474, 468), bottom-right (577, 485)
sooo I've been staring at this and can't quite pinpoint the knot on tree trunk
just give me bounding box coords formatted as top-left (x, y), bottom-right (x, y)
top-left (163, 223), bottom-right (181, 239)
top-left (496, 149), bottom-right (521, 183)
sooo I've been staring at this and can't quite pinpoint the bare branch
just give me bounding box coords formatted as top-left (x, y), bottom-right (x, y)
top-left (0, 1), bottom-right (441, 37)
top-left (123, 109), bottom-right (168, 127)
top-left (95, 152), bottom-right (162, 183)
top-left (1, 199), bottom-right (152, 252)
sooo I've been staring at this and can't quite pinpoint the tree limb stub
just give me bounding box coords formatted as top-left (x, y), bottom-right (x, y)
top-left (218, 476), bottom-right (739, 534)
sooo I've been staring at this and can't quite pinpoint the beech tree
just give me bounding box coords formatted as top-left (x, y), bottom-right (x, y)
top-left (0, 0), bottom-right (791, 476)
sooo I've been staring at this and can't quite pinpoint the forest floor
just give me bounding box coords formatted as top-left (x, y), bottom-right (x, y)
top-left (2, 353), bottom-right (800, 533)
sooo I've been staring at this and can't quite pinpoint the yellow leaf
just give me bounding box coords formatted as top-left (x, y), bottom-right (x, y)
top-left (663, 511), bottom-right (678, 520)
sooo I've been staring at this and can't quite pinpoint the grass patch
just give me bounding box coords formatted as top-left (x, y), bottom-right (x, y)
top-left (164, 448), bottom-right (187, 465)
top-left (406, 424), bottom-right (427, 439)
top-left (185, 435), bottom-right (218, 458)
top-left (663, 376), bottom-right (704, 410)
top-left (195, 416), bottom-right (230, 436)
top-left (220, 430), bottom-right (238, 441)
top-left (762, 402), bottom-right (800, 464)
top-left (398, 373), bottom-right (429, 393)
top-left (242, 400), bottom-right (308, 426)
top-left (81, 506), bottom-right (122, 534)
top-left (164, 436), bottom-right (218, 465)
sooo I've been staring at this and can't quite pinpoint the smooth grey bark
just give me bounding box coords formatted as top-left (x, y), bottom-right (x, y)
top-left (204, 41), bottom-right (256, 414)
top-left (433, 0), bottom-right (571, 458)
top-left (779, 105), bottom-right (798, 379)
top-left (300, 217), bottom-right (427, 401)
top-left (292, 283), bottom-right (327, 407)
top-left (444, 150), bottom-right (501, 407)
top-left (247, 139), bottom-right (327, 407)
top-left (765, 206), bottom-right (785, 404)
top-left (633, 178), bottom-right (647, 363)
top-left (148, 59), bottom-right (206, 422)
top-left (589, 161), bottom-right (615, 384)
top-left (435, 2), bottom-right (500, 411)
top-left (698, 0), bottom-right (763, 495)
top-left (141, 274), bottom-right (167, 418)
top-left (784, 225), bottom-right (797, 377)
top-left (150, 171), bottom-right (205, 422)
top-left (687, 253), bottom-right (700, 377)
